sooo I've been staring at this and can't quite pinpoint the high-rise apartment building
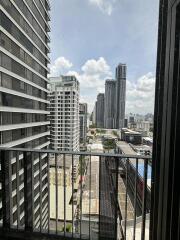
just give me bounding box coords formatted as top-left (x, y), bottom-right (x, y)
top-left (79, 103), bottom-right (88, 144)
top-left (0, 0), bottom-right (50, 228)
top-left (96, 93), bottom-right (104, 128)
top-left (92, 101), bottom-right (97, 126)
top-left (104, 79), bottom-right (116, 129)
top-left (49, 76), bottom-right (80, 151)
top-left (115, 63), bottom-right (126, 129)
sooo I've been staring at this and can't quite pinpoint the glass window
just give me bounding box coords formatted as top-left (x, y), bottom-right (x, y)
top-left (2, 130), bottom-right (12, 143)
top-left (2, 73), bottom-right (12, 89)
top-left (1, 112), bottom-right (12, 125)
top-left (11, 41), bottom-right (20, 58)
top-left (0, 32), bottom-right (11, 50)
top-left (26, 69), bottom-right (33, 81)
top-left (1, 53), bottom-right (11, 70)
top-left (12, 60), bottom-right (25, 77)
top-left (20, 48), bottom-right (25, 61)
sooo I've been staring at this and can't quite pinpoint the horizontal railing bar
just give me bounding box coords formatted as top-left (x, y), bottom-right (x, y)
top-left (0, 229), bottom-right (83, 240)
top-left (0, 147), bottom-right (151, 159)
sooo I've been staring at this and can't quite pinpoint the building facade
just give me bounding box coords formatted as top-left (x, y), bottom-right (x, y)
top-left (136, 121), bottom-right (151, 132)
top-left (79, 103), bottom-right (88, 144)
top-left (92, 102), bottom-right (97, 126)
top-left (104, 79), bottom-right (116, 129)
top-left (96, 93), bottom-right (104, 128)
top-left (49, 76), bottom-right (80, 151)
top-left (115, 63), bottom-right (126, 129)
top-left (0, 0), bottom-right (50, 229)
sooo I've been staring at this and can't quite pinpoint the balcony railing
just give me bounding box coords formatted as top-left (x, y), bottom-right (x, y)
top-left (0, 148), bottom-right (151, 240)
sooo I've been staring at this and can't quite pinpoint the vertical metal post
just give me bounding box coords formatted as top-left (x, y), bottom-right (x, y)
top-left (133, 158), bottom-right (138, 240)
top-left (24, 151), bottom-right (33, 232)
top-left (31, 153), bottom-right (34, 231)
top-left (47, 153), bottom-right (50, 234)
top-left (99, 156), bottom-right (101, 239)
top-left (89, 155), bottom-right (91, 239)
top-left (63, 154), bottom-right (66, 236)
top-left (124, 158), bottom-right (129, 239)
top-left (80, 155), bottom-right (83, 238)
top-left (39, 153), bottom-right (42, 232)
top-left (72, 154), bottom-right (74, 238)
top-left (114, 157), bottom-right (119, 240)
top-left (16, 151), bottom-right (20, 229)
top-left (141, 159), bottom-right (148, 240)
top-left (55, 153), bottom-right (58, 234)
top-left (1, 150), bottom-right (10, 230)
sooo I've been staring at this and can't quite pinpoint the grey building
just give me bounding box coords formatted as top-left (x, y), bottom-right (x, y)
top-left (49, 76), bottom-right (80, 152)
top-left (124, 118), bottom-right (128, 128)
top-left (104, 79), bottom-right (116, 129)
top-left (96, 93), bottom-right (104, 128)
top-left (115, 63), bottom-right (126, 129)
top-left (79, 103), bottom-right (88, 144)
top-left (92, 102), bottom-right (97, 126)
top-left (129, 116), bottom-right (135, 124)
top-left (0, 0), bottom-right (50, 228)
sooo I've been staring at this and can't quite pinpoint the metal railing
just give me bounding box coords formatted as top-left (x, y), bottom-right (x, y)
top-left (0, 148), bottom-right (151, 240)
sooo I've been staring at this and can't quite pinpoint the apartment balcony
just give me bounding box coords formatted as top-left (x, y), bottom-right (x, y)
top-left (0, 148), bottom-right (151, 240)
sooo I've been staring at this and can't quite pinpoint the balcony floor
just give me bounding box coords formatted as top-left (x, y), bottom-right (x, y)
top-left (0, 229), bottom-right (85, 240)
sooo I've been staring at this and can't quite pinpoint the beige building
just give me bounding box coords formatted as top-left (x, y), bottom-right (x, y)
top-left (49, 155), bottom-right (79, 228)
top-left (50, 167), bottom-right (72, 186)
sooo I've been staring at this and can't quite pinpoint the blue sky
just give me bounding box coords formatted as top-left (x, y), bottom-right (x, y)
top-left (49, 0), bottom-right (159, 113)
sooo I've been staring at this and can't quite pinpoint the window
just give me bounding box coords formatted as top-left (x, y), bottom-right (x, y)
top-left (1, 112), bottom-right (12, 125)
top-left (2, 130), bottom-right (12, 143)
top-left (1, 73), bottom-right (12, 89)
top-left (1, 53), bottom-right (11, 70)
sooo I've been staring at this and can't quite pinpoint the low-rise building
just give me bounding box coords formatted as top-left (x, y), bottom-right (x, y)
top-left (136, 121), bottom-right (151, 132)
top-left (121, 128), bottom-right (142, 145)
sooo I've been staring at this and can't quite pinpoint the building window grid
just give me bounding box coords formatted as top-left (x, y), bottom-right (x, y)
top-left (0, 10), bottom-right (48, 66)
top-left (0, 0), bottom-right (48, 53)
top-left (0, 51), bottom-right (47, 89)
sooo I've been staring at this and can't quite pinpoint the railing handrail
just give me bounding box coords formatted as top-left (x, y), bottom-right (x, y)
top-left (0, 147), bottom-right (151, 159)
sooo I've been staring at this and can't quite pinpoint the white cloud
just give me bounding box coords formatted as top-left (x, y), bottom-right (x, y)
top-left (88, 0), bottom-right (117, 15)
top-left (50, 56), bottom-right (155, 114)
top-left (67, 57), bottom-right (112, 92)
top-left (49, 56), bottom-right (112, 112)
top-left (67, 57), bottom-right (112, 112)
top-left (50, 57), bottom-right (73, 76)
top-left (126, 73), bottom-right (155, 114)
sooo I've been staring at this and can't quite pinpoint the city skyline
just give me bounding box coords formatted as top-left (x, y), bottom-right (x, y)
top-left (0, 1), bottom-right (179, 240)
top-left (49, 0), bottom-right (159, 114)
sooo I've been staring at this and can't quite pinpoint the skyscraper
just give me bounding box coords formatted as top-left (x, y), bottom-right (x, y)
top-left (0, 0), bottom-right (50, 228)
top-left (92, 101), bottom-right (97, 126)
top-left (104, 79), bottom-right (116, 129)
top-left (79, 103), bottom-right (88, 145)
top-left (96, 93), bottom-right (105, 128)
top-left (49, 76), bottom-right (80, 152)
top-left (115, 63), bottom-right (126, 129)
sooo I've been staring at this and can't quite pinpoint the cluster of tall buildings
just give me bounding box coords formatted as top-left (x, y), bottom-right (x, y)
top-left (92, 63), bottom-right (127, 129)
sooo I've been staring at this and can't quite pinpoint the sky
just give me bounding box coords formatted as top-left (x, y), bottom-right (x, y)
top-left (49, 0), bottom-right (159, 114)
